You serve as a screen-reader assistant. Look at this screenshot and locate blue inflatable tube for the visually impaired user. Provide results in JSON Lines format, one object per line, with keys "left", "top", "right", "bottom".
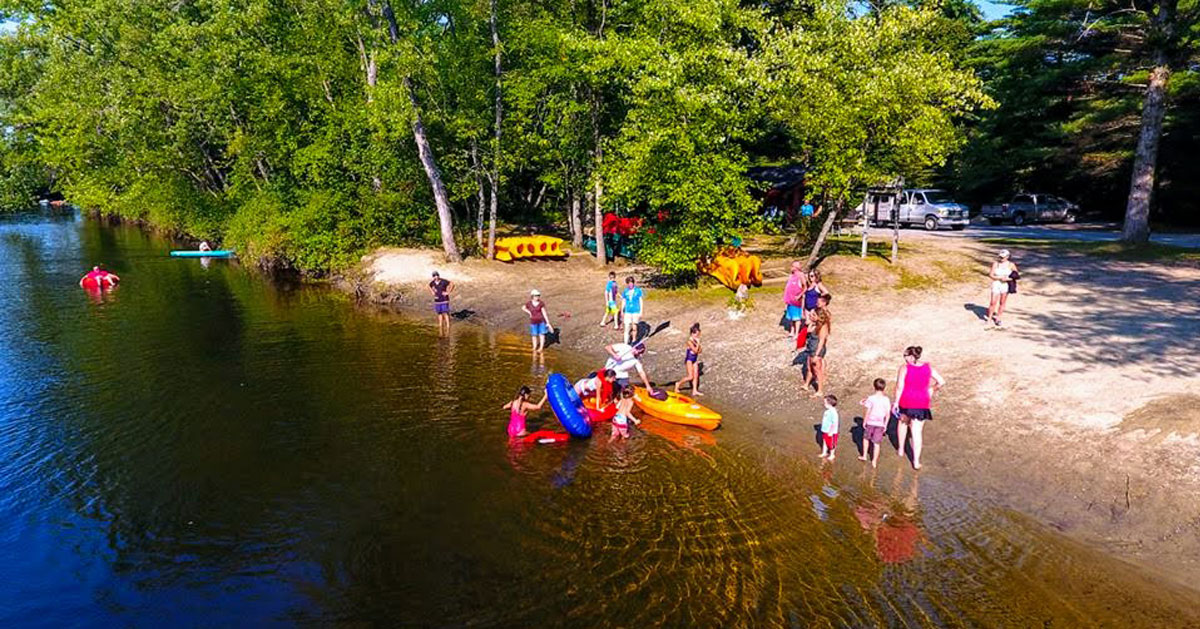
{"left": 170, "top": 250, "right": 235, "bottom": 258}
{"left": 546, "top": 373, "right": 592, "bottom": 438}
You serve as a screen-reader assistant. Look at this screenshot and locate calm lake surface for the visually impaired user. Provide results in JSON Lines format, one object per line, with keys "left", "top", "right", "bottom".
{"left": 1, "top": 212, "right": 1196, "bottom": 627}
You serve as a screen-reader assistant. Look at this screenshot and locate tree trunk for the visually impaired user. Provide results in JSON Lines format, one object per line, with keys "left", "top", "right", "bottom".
{"left": 472, "top": 139, "right": 486, "bottom": 248}
{"left": 487, "top": 0, "right": 502, "bottom": 260}
{"left": 594, "top": 177, "right": 606, "bottom": 266}
{"left": 805, "top": 198, "right": 844, "bottom": 270}
{"left": 1121, "top": 0, "right": 1176, "bottom": 244}
{"left": 379, "top": 1, "right": 460, "bottom": 261}
{"left": 570, "top": 191, "right": 583, "bottom": 247}
{"left": 406, "top": 79, "right": 461, "bottom": 262}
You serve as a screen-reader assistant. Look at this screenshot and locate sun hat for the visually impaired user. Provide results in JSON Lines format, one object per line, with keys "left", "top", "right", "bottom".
{"left": 530, "top": 289, "right": 541, "bottom": 296}
{"left": 998, "top": 249, "right": 1010, "bottom": 259}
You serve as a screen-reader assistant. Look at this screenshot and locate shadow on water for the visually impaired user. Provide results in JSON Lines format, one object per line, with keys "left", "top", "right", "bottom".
{"left": 0, "top": 214, "right": 1197, "bottom": 626}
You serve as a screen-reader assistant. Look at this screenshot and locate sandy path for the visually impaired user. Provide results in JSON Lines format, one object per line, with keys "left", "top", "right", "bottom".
{"left": 356, "top": 238, "right": 1200, "bottom": 587}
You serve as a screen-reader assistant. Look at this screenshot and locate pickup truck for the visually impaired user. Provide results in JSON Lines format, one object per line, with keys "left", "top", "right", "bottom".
{"left": 981, "top": 194, "right": 1078, "bottom": 226}
{"left": 857, "top": 189, "right": 970, "bottom": 231}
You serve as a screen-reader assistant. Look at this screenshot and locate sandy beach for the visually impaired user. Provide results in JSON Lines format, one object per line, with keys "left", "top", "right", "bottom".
{"left": 348, "top": 234, "right": 1200, "bottom": 590}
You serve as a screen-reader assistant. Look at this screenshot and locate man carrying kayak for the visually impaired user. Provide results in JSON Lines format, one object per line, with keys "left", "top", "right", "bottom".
{"left": 604, "top": 342, "right": 653, "bottom": 394}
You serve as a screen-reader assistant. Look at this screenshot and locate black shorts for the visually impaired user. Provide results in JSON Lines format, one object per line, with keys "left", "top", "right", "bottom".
{"left": 898, "top": 408, "right": 933, "bottom": 421}
{"left": 804, "top": 337, "right": 827, "bottom": 359}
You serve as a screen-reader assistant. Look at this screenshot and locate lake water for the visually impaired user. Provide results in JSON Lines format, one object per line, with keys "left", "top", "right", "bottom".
{"left": 1, "top": 212, "right": 1195, "bottom": 627}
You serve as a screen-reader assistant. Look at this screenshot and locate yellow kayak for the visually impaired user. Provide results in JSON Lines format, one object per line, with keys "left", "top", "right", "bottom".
{"left": 632, "top": 387, "right": 721, "bottom": 431}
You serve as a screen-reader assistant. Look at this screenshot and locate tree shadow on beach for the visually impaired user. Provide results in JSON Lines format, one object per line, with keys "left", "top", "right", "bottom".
{"left": 990, "top": 246, "right": 1200, "bottom": 379}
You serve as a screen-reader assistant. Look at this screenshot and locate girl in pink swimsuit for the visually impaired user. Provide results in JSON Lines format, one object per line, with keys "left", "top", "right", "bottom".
{"left": 503, "top": 386, "right": 547, "bottom": 438}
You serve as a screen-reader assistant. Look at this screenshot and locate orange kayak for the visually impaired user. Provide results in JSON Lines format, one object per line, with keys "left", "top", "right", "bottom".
{"left": 632, "top": 388, "right": 721, "bottom": 431}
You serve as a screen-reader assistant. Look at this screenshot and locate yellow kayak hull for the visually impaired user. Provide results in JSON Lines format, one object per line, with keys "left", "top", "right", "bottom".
{"left": 493, "top": 235, "right": 566, "bottom": 262}
{"left": 632, "top": 387, "right": 721, "bottom": 431}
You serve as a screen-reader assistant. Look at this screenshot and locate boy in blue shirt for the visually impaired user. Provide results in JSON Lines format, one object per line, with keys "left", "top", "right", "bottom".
{"left": 599, "top": 271, "right": 620, "bottom": 330}
{"left": 620, "top": 276, "right": 644, "bottom": 344}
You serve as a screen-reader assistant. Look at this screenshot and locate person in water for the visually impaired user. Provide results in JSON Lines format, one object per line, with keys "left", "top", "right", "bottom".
{"left": 503, "top": 385, "right": 547, "bottom": 438}
{"left": 599, "top": 271, "right": 621, "bottom": 330}
{"left": 986, "top": 249, "right": 1019, "bottom": 328}
{"left": 604, "top": 342, "right": 653, "bottom": 394}
{"left": 859, "top": 378, "right": 891, "bottom": 468}
{"left": 428, "top": 271, "right": 454, "bottom": 334}
{"left": 198, "top": 240, "right": 213, "bottom": 252}
{"left": 820, "top": 394, "right": 839, "bottom": 461}
{"left": 783, "top": 261, "right": 807, "bottom": 340}
{"left": 523, "top": 289, "right": 553, "bottom": 353}
{"left": 610, "top": 387, "right": 638, "bottom": 442}
{"left": 674, "top": 323, "right": 703, "bottom": 396}
{"left": 80, "top": 265, "right": 120, "bottom": 289}
{"left": 575, "top": 369, "right": 617, "bottom": 409}
{"left": 893, "top": 345, "right": 946, "bottom": 470}
{"left": 620, "top": 276, "right": 645, "bottom": 344}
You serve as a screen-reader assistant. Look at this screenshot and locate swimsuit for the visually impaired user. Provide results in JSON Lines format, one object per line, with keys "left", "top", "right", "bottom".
{"left": 507, "top": 406, "right": 527, "bottom": 437}
{"left": 684, "top": 339, "right": 699, "bottom": 363}
{"left": 612, "top": 412, "right": 630, "bottom": 437}
{"left": 804, "top": 287, "right": 821, "bottom": 311}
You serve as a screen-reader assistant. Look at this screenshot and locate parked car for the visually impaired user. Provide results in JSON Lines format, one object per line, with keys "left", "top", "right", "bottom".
{"left": 981, "top": 193, "right": 1078, "bottom": 226}
{"left": 856, "top": 189, "right": 970, "bottom": 231}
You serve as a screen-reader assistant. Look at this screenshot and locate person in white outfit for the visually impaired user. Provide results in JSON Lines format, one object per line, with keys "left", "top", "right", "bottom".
{"left": 986, "top": 249, "right": 1019, "bottom": 327}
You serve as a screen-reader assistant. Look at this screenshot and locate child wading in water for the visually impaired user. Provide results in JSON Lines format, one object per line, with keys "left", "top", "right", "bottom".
{"left": 820, "top": 394, "right": 839, "bottom": 460}
{"left": 502, "top": 386, "right": 547, "bottom": 438}
{"left": 674, "top": 323, "right": 703, "bottom": 396}
{"left": 610, "top": 387, "right": 638, "bottom": 442}
{"left": 859, "top": 379, "right": 891, "bottom": 468}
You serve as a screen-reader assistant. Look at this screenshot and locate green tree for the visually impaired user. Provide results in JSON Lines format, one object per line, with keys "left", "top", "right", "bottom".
{"left": 768, "top": 0, "right": 993, "bottom": 267}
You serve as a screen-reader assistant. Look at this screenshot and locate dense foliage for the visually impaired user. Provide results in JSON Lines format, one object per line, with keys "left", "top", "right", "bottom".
{"left": 1, "top": 0, "right": 992, "bottom": 274}
{"left": 952, "top": 0, "right": 1199, "bottom": 227}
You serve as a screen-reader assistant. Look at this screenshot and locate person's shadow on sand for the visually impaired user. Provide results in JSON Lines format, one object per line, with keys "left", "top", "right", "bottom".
{"left": 963, "top": 303, "right": 989, "bottom": 321}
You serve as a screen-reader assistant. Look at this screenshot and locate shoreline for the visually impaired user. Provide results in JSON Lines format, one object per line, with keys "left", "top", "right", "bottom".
{"left": 345, "top": 240, "right": 1200, "bottom": 594}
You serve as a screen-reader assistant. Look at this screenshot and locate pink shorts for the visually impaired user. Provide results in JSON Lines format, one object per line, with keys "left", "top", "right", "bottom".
{"left": 822, "top": 432, "right": 838, "bottom": 450}
{"left": 611, "top": 423, "right": 629, "bottom": 438}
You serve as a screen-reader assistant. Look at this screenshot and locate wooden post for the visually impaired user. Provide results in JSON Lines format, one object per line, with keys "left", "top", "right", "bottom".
{"left": 861, "top": 192, "right": 872, "bottom": 258}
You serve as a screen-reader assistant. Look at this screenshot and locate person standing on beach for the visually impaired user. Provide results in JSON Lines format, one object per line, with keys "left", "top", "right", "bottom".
{"left": 802, "top": 294, "right": 832, "bottom": 397}
{"left": 893, "top": 346, "right": 945, "bottom": 470}
{"left": 674, "top": 323, "right": 703, "bottom": 396}
{"left": 429, "top": 271, "right": 454, "bottom": 334}
{"left": 803, "top": 269, "right": 829, "bottom": 320}
{"left": 859, "top": 378, "right": 891, "bottom": 468}
{"left": 620, "top": 276, "right": 645, "bottom": 344}
{"left": 986, "top": 249, "right": 1019, "bottom": 328}
{"left": 523, "top": 289, "right": 553, "bottom": 353}
{"left": 783, "top": 261, "right": 807, "bottom": 340}
{"left": 599, "top": 271, "right": 621, "bottom": 330}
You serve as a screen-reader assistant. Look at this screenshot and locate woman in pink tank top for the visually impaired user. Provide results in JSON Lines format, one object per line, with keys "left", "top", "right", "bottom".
{"left": 892, "top": 346, "right": 945, "bottom": 470}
